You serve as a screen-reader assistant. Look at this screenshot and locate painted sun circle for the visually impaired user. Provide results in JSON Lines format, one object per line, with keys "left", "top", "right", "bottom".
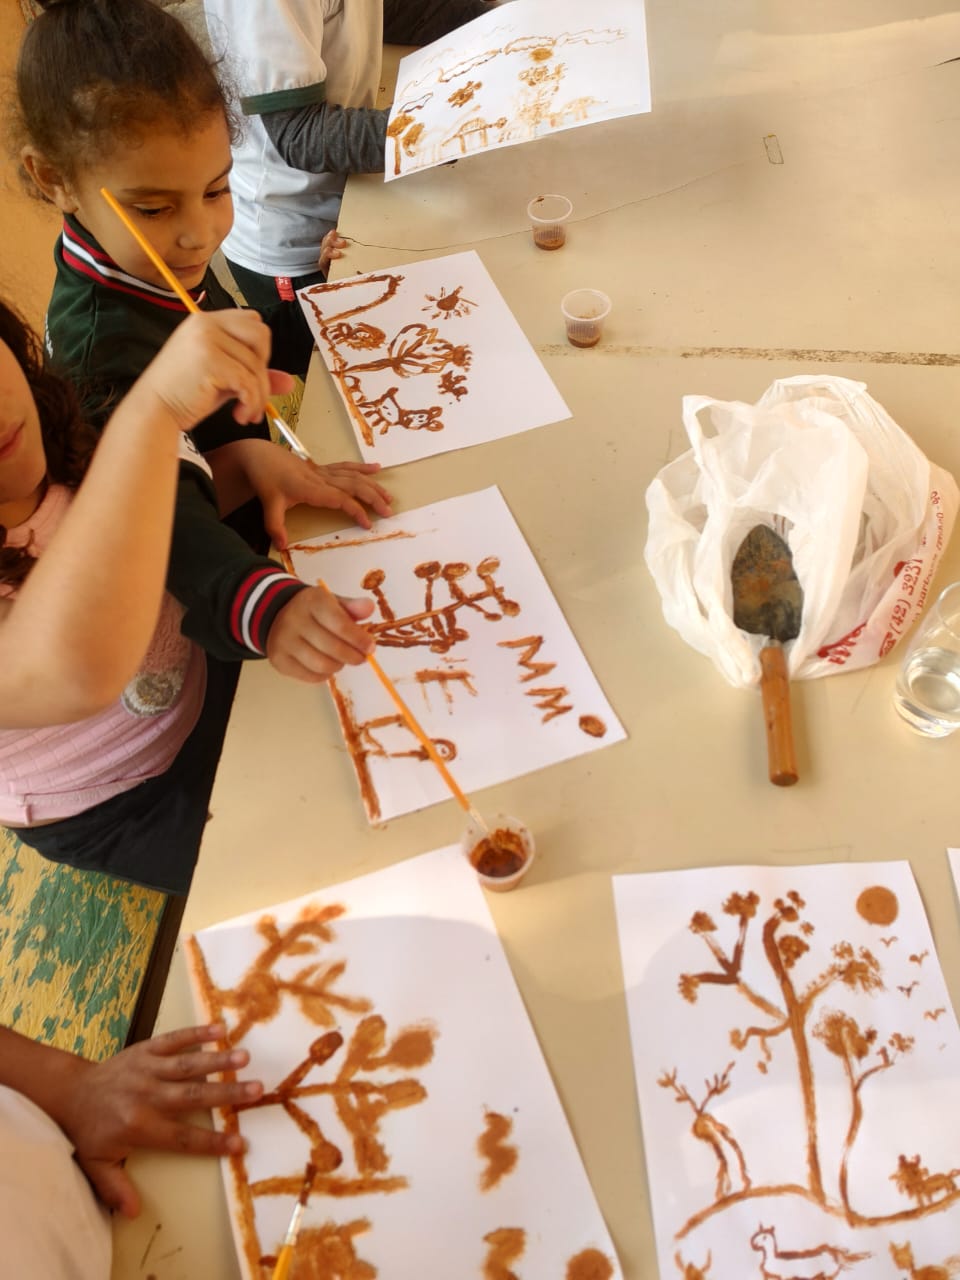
{"left": 855, "top": 885, "right": 899, "bottom": 926}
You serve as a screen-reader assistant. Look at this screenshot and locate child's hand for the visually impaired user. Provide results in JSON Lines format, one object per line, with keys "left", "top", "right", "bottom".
{"left": 239, "top": 443, "right": 393, "bottom": 548}
{"left": 266, "top": 588, "right": 375, "bottom": 683}
{"left": 56, "top": 1024, "right": 263, "bottom": 1218}
{"left": 319, "top": 230, "right": 349, "bottom": 276}
{"left": 138, "top": 310, "right": 294, "bottom": 432}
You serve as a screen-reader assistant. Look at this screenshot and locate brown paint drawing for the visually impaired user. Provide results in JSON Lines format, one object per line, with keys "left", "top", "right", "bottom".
{"left": 483, "top": 1228, "right": 526, "bottom": 1280}
{"left": 394, "top": 27, "right": 625, "bottom": 175}
{"left": 478, "top": 1112, "right": 519, "bottom": 1190}
{"left": 889, "top": 1239, "right": 960, "bottom": 1279}
{"left": 668, "top": 887, "right": 960, "bottom": 1239}
{"left": 185, "top": 909, "right": 438, "bottom": 1277}
{"left": 422, "top": 284, "right": 478, "bottom": 321}
{"left": 578, "top": 715, "right": 607, "bottom": 738}
{"left": 415, "top": 664, "right": 478, "bottom": 711}
{"left": 497, "top": 635, "right": 573, "bottom": 722}
{"left": 674, "top": 1252, "right": 711, "bottom": 1279}
{"left": 565, "top": 1247, "right": 615, "bottom": 1280}
{"left": 891, "top": 1156, "right": 960, "bottom": 1207}
{"left": 898, "top": 982, "right": 919, "bottom": 998}
{"left": 263, "top": 1218, "right": 377, "bottom": 1279}
{"left": 657, "top": 1065, "right": 750, "bottom": 1200}
{"left": 449, "top": 80, "right": 482, "bottom": 106}
{"left": 329, "top": 678, "right": 458, "bottom": 823}
{"left": 362, "top": 559, "right": 519, "bottom": 654}
{"left": 302, "top": 274, "right": 476, "bottom": 447}
{"left": 925, "top": 1007, "right": 947, "bottom": 1021}
{"left": 910, "top": 951, "right": 930, "bottom": 967}
{"left": 289, "top": 530, "right": 416, "bottom": 555}
{"left": 749, "top": 1226, "right": 870, "bottom": 1277}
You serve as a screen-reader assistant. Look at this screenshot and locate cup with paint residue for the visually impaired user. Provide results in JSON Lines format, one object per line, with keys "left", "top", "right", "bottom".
{"left": 462, "top": 814, "right": 535, "bottom": 893}
{"left": 527, "top": 194, "right": 572, "bottom": 251}
{"left": 561, "top": 288, "right": 612, "bottom": 348}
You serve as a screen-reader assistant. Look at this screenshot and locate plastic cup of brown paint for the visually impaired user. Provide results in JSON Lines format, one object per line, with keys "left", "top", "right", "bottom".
{"left": 527, "top": 194, "right": 573, "bottom": 251}
{"left": 561, "top": 288, "right": 612, "bottom": 348}
{"left": 462, "top": 814, "right": 535, "bottom": 893}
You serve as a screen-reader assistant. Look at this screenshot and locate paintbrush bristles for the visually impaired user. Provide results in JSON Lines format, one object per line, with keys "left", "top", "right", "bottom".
{"left": 297, "top": 1162, "right": 316, "bottom": 1207}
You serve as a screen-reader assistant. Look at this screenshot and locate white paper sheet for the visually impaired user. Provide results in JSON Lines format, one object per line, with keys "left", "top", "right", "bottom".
{"left": 185, "top": 846, "right": 621, "bottom": 1280}
{"left": 298, "top": 250, "right": 569, "bottom": 467}
{"left": 613, "top": 861, "right": 960, "bottom": 1278}
{"left": 288, "top": 486, "right": 625, "bottom": 822}
{"left": 385, "top": 0, "right": 651, "bottom": 181}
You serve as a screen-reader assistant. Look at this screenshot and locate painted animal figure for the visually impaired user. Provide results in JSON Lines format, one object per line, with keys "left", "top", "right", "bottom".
{"left": 675, "top": 1251, "right": 711, "bottom": 1278}
{"left": 356, "top": 386, "right": 444, "bottom": 435}
{"left": 891, "top": 1154, "right": 960, "bottom": 1206}
{"left": 889, "top": 1240, "right": 960, "bottom": 1280}
{"left": 749, "top": 1226, "right": 870, "bottom": 1280}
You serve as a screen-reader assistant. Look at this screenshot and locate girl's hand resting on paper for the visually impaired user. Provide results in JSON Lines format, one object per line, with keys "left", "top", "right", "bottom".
{"left": 266, "top": 588, "right": 375, "bottom": 683}
{"left": 319, "top": 229, "right": 349, "bottom": 276}
{"left": 136, "top": 310, "right": 294, "bottom": 432}
{"left": 53, "top": 1024, "right": 263, "bottom": 1219}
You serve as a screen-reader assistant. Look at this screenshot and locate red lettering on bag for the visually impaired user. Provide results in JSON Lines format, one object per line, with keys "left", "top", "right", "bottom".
{"left": 817, "top": 621, "right": 866, "bottom": 665}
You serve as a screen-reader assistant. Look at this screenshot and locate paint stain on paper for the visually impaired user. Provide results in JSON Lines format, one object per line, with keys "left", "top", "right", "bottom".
{"left": 578, "top": 715, "right": 607, "bottom": 738}
{"left": 856, "top": 886, "right": 898, "bottom": 926}
{"left": 483, "top": 1227, "right": 526, "bottom": 1280}
{"left": 566, "top": 1247, "right": 615, "bottom": 1280}
{"left": 478, "top": 1112, "right": 519, "bottom": 1190}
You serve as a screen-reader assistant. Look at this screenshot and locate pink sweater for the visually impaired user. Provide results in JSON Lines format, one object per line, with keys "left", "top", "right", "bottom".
{"left": 0, "top": 485, "right": 205, "bottom": 824}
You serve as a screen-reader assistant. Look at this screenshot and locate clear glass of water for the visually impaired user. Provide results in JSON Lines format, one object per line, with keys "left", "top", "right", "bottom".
{"left": 894, "top": 582, "right": 960, "bottom": 737}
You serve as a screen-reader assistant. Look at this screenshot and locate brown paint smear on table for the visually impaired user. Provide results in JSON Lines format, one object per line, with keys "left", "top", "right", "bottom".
{"left": 483, "top": 1228, "right": 526, "bottom": 1280}
{"left": 471, "top": 828, "right": 527, "bottom": 878}
{"left": 566, "top": 1247, "right": 615, "bottom": 1280}
{"left": 478, "top": 1112, "right": 519, "bottom": 1190}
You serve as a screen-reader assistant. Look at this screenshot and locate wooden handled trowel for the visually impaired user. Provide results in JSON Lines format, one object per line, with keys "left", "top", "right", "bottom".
{"left": 731, "top": 524, "right": 803, "bottom": 786}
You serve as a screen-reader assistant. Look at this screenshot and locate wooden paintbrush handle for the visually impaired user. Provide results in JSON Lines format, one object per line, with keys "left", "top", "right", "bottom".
{"left": 759, "top": 646, "right": 798, "bottom": 787}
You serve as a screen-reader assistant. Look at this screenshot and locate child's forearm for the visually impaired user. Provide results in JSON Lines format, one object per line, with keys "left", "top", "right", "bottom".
{"left": 0, "top": 1027, "right": 89, "bottom": 1138}
{"left": 0, "top": 380, "right": 186, "bottom": 726}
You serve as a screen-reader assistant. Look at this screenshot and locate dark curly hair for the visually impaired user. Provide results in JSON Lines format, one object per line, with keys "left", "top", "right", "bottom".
{"left": 12, "top": 0, "right": 238, "bottom": 192}
{"left": 0, "top": 300, "right": 97, "bottom": 587}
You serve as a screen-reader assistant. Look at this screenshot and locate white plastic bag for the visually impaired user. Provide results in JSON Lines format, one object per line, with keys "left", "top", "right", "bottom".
{"left": 644, "top": 376, "right": 959, "bottom": 686}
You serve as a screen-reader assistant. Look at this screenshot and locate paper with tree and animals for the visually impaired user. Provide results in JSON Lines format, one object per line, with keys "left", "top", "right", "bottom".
{"left": 613, "top": 861, "right": 960, "bottom": 1279}
{"left": 384, "top": 0, "right": 650, "bottom": 181}
{"left": 287, "top": 486, "right": 625, "bottom": 823}
{"left": 297, "top": 250, "right": 569, "bottom": 467}
{"left": 184, "top": 845, "right": 621, "bottom": 1280}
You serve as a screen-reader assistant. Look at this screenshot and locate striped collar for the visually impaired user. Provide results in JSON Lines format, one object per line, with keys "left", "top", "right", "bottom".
{"left": 60, "top": 216, "right": 208, "bottom": 313}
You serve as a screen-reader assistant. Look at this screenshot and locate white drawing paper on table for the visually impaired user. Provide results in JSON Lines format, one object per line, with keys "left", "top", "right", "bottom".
{"left": 298, "top": 250, "right": 569, "bottom": 467}
{"left": 288, "top": 486, "right": 625, "bottom": 823}
{"left": 185, "top": 845, "right": 621, "bottom": 1280}
{"left": 385, "top": 0, "right": 650, "bottom": 181}
{"left": 612, "top": 861, "right": 960, "bottom": 1278}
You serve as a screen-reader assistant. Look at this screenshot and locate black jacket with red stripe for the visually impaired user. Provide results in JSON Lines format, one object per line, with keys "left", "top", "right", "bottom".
{"left": 46, "top": 215, "right": 306, "bottom": 661}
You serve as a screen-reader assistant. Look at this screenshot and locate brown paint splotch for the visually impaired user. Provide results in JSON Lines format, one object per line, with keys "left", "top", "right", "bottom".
{"left": 855, "top": 885, "right": 898, "bottom": 926}
{"left": 566, "top": 1247, "right": 614, "bottom": 1280}
{"left": 483, "top": 1228, "right": 526, "bottom": 1280}
{"left": 578, "top": 715, "right": 607, "bottom": 738}
{"left": 470, "top": 828, "right": 528, "bottom": 878}
{"left": 478, "top": 1112, "right": 518, "bottom": 1190}
{"left": 284, "top": 1218, "right": 377, "bottom": 1279}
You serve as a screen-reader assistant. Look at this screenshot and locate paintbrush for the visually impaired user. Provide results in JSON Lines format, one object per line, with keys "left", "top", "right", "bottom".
{"left": 99, "top": 187, "right": 313, "bottom": 462}
{"left": 271, "top": 1160, "right": 317, "bottom": 1280}
{"left": 279, "top": 551, "right": 490, "bottom": 835}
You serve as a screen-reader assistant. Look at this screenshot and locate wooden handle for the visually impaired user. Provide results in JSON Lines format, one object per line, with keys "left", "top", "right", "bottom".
{"left": 759, "top": 646, "right": 798, "bottom": 786}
